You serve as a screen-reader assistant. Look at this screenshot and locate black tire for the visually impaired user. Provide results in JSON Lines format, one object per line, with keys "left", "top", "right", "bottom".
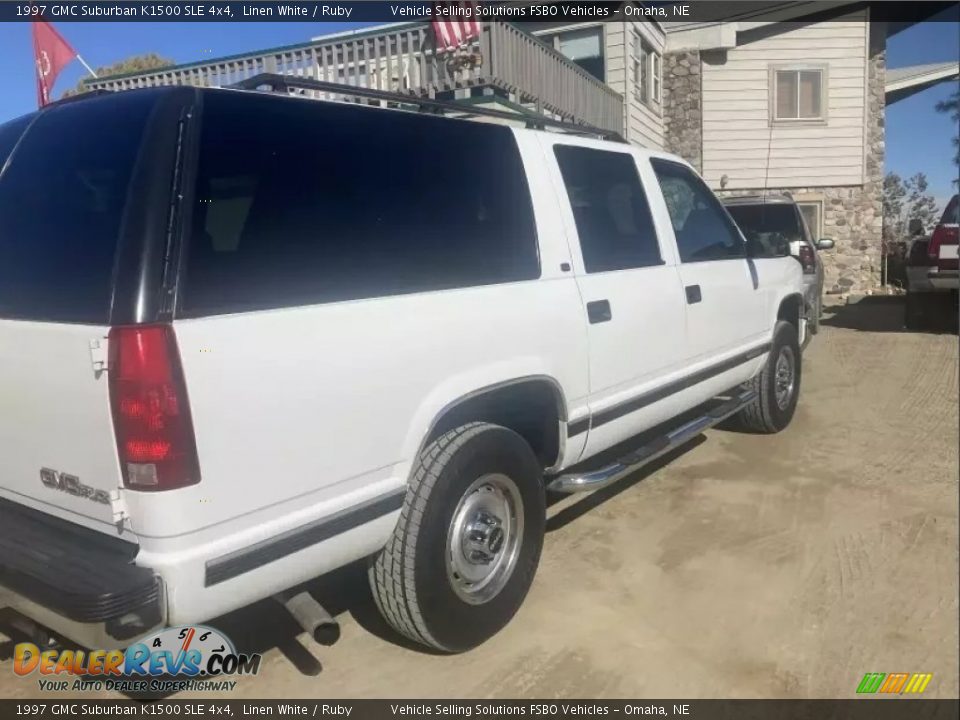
{"left": 369, "top": 422, "right": 545, "bottom": 653}
{"left": 733, "top": 320, "right": 801, "bottom": 433}
{"left": 904, "top": 291, "right": 925, "bottom": 330}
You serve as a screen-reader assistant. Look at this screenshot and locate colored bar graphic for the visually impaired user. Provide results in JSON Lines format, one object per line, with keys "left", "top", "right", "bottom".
{"left": 879, "top": 673, "right": 910, "bottom": 693}
{"left": 857, "top": 673, "right": 886, "bottom": 694}
{"left": 856, "top": 672, "right": 933, "bottom": 694}
{"left": 903, "top": 673, "right": 933, "bottom": 694}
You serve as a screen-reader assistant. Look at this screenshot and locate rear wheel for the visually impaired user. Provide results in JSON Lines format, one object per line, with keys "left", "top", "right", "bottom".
{"left": 369, "top": 422, "right": 545, "bottom": 652}
{"left": 733, "top": 320, "right": 801, "bottom": 433}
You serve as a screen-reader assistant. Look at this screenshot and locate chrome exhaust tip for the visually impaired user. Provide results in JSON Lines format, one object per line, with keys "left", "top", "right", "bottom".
{"left": 275, "top": 591, "right": 341, "bottom": 646}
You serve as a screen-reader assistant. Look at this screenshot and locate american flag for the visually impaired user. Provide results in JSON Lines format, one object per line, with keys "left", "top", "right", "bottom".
{"left": 432, "top": 1, "right": 481, "bottom": 53}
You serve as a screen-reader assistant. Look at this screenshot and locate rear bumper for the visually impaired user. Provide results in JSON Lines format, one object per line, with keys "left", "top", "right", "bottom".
{"left": 928, "top": 270, "right": 959, "bottom": 291}
{"left": 0, "top": 499, "right": 163, "bottom": 643}
{"left": 907, "top": 265, "right": 959, "bottom": 293}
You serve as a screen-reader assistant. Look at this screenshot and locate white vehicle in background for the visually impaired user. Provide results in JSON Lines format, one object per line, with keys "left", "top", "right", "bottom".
{"left": 905, "top": 194, "right": 959, "bottom": 328}
{"left": 723, "top": 194, "right": 834, "bottom": 336}
{"left": 0, "top": 75, "right": 805, "bottom": 654}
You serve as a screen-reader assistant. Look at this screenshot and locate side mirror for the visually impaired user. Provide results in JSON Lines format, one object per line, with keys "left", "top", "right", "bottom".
{"left": 816, "top": 237, "right": 835, "bottom": 250}
{"left": 908, "top": 218, "right": 924, "bottom": 236}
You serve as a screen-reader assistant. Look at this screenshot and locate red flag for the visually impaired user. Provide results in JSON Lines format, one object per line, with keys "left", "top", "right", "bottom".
{"left": 432, "top": 1, "right": 481, "bottom": 53}
{"left": 32, "top": 20, "right": 77, "bottom": 107}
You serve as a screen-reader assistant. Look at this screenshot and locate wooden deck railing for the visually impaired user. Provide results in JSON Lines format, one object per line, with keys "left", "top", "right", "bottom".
{"left": 84, "top": 24, "right": 624, "bottom": 134}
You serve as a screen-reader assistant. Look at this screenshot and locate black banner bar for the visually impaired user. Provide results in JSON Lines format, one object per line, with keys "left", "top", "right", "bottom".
{"left": 0, "top": 700, "right": 959, "bottom": 720}
{"left": 2, "top": 1, "right": 957, "bottom": 23}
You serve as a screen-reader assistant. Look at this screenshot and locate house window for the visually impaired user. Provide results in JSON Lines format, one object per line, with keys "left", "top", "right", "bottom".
{"left": 632, "top": 34, "right": 661, "bottom": 107}
{"left": 632, "top": 34, "right": 648, "bottom": 104}
{"left": 652, "top": 52, "right": 661, "bottom": 103}
{"left": 772, "top": 67, "right": 826, "bottom": 121}
{"left": 548, "top": 27, "right": 604, "bottom": 82}
{"left": 797, "top": 201, "right": 823, "bottom": 240}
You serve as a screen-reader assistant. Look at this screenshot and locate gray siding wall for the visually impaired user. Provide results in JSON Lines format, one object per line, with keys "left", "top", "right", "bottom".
{"left": 700, "top": 10, "right": 869, "bottom": 190}
{"left": 606, "top": 21, "right": 666, "bottom": 149}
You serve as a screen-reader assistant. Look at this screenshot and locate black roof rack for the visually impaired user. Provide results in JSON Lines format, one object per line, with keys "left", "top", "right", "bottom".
{"left": 228, "top": 73, "right": 625, "bottom": 143}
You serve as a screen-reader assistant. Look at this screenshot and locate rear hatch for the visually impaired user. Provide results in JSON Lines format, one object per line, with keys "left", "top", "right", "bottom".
{"left": 0, "top": 92, "right": 173, "bottom": 530}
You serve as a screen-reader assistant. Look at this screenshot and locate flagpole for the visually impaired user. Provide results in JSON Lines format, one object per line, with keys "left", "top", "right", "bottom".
{"left": 76, "top": 54, "right": 98, "bottom": 78}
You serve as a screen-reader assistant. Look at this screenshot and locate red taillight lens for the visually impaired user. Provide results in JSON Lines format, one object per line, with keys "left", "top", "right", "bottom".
{"left": 108, "top": 325, "right": 200, "bottom": 491}
{"left": 798, "top": 244, "right": 816, "bottom": 274}
{"left": 929, "top": 224, "right": 959, "bottom": 269}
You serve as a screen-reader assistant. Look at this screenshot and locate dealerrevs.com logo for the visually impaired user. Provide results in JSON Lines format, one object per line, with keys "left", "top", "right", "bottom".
{"left": 14, "top": 625, "right": 261, "bottom": 693}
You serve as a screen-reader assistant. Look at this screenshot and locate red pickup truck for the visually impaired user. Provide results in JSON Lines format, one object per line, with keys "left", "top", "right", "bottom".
{"left": 905, "top": 194, "right": 959, "bottom": 328}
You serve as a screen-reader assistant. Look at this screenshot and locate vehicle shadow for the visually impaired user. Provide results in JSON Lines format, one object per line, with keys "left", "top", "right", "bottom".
{"left": 213, "top": 431, "right": 714, "bottom": 666}
{"left": 545, "top": 437, "right": 706, "bottom": 532}
{"left": 820, "top": 295, "right": 958, "bottom": 334}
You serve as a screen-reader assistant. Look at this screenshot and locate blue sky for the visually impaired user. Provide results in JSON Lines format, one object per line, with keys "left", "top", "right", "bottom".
{"left": 886, "top": 17, "right": 960, "bottom": 209}
{"left": 0, "top": 17, "right": 957, "bottom": 206}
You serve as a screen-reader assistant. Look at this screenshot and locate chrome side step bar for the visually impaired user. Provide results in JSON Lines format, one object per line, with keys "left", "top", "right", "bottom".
{"left": 547, "top": 389, "right": 757, "bottom": 494}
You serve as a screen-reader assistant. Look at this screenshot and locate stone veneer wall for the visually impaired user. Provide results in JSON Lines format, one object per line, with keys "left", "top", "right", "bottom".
{"left": 719, "top": 185, "right": 882, "bottom": 296}
{"left": 662, "top": 50, "right": 702, "bottom": 173}
{"left": 663, "top": 26, "right": 886, "bottom": 296}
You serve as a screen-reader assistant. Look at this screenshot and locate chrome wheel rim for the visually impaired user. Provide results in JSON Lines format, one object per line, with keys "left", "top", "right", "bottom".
{"left": 774, "top": 346, "right": 796, "bottom": 410}
{"left": 446, "top": 473, "right": 524, "bottom": 605}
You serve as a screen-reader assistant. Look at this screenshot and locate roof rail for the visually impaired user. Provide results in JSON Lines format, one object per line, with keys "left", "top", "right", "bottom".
{"left": 228, "top": 73, "right": 625, "bottom": 143}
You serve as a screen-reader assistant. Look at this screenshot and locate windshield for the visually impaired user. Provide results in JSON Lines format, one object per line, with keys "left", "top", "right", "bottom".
{"left": 725, "top": 204, "right": 805, "bottom": 258}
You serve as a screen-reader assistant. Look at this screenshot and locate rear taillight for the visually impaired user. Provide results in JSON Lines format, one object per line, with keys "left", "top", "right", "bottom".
{"left": 108, "top": 325, "right": 200, "bottom": 491}
{"left": 928, "top": 224, "right": 959, "bottom": 264}
{"left": 798, "top": 244, "right": 816, "bottom": 274}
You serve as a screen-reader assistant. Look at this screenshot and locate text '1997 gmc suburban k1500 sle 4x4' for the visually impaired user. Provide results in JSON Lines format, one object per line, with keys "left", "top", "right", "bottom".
{"left": 0, "top": 76, "right": 806, "bottom": 654}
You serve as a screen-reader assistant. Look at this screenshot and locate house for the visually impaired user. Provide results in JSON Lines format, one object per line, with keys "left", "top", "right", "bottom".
{"left": 84, "top": 3, "right": 958, "bottom": 295}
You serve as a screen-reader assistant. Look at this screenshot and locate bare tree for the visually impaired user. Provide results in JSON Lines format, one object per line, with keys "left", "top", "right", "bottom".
{"left": 936, "top": 88, "right": 959, "bottom": 187}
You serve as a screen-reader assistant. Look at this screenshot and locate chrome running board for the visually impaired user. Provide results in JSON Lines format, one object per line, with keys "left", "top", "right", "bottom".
{"left": 547, "top": 389, "right": 757, "bottom": 494}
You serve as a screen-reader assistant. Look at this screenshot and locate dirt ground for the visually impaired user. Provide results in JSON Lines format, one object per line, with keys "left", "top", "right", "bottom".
{"left": 3, "top": 296, "right": 958, "bottom": 700}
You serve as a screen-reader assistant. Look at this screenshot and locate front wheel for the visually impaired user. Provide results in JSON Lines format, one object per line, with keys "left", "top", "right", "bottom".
{"left": 369, "top": 422, "right": 545, "bottom": 653}
{"left": 733, "top": 320, "right": 801, "bottom": 433}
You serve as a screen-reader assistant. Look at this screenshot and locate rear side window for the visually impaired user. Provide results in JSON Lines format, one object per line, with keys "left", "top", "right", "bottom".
{"left": 651, "top": 159, "right": 745, "bottom": 263}
{"left": 0, "top": 114, "right": 33, "bottom": 172}
{"left": 180, "top": 92, "right": 539, "bottom": 316}
{"left": 0, "top": 95, "right": 156, "bottom": 323}
{"left": 553, "top": 145, "right": 660, "bottom": 273}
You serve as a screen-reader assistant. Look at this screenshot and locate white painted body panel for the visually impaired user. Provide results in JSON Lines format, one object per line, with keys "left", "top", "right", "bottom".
{"left": 0, "top": 123, "right": 804, "bottom": 635}
{"left": 0, "top": 320, "right": 126, "bottom": 531}
{"left": 535, "top": 135, "right": 688, "bottom": 459}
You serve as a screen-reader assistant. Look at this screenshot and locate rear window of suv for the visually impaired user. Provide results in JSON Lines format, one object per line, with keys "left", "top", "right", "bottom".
{"left": 179, "top": 91, "right": 540, "bottom": 317}
{"left": 0, "top": 94, "right": 157, "bottom": 323}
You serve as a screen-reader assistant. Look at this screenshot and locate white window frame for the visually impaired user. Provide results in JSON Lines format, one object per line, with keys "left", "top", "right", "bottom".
{"left": 632, "top": 33, "right": 661, "bottom": 109}
{"left": 769, "top": 64, "right": 828, "bottom": 125}
{"left": 796, "top": 200, "right": 824, "bottom": 240}
{"left": 542, "top": 25, "right": 605, "bottom": 82}
{"left": 652, "top": 52, "right": 661, "bottom": 103}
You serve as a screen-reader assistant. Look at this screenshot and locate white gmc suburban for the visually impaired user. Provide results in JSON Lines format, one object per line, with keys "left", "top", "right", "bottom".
{"left": 0, "top": 79, "right": 805, "bottom": 654}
